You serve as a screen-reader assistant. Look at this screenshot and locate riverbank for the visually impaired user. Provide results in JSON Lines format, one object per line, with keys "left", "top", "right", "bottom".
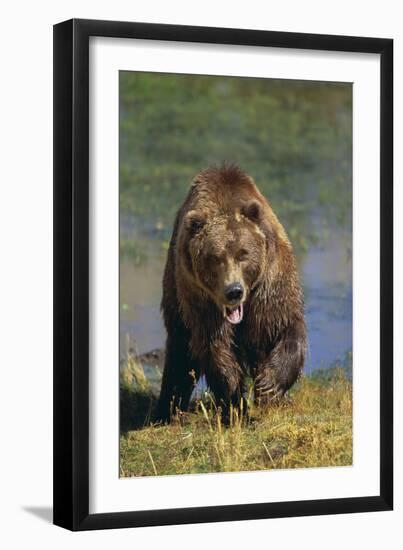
{"left": 119, "top": 355, "right": 352, "bottom": 477}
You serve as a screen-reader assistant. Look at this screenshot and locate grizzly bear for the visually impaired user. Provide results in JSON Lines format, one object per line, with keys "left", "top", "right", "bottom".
{"left": 157, "top": 164, "right": 306, "bottom": 422}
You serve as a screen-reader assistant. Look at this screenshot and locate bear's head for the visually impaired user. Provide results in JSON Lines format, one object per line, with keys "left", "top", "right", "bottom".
{"left": 182, "top": 200, "right": 278, "bottom": 324}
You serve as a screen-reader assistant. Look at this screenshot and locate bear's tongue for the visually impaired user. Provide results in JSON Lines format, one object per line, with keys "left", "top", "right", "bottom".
{"left": 226, "top": 303, "right": 244, "bottom": 324}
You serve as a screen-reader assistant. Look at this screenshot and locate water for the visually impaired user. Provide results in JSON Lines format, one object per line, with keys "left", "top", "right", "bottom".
{"left": 119, "top": 74, "right": 352, "bottom": 375}
{"left": 302, "top": 234, "right": 352, "bottom": 373}
{"left": 120, "top": 226, "right": 352, "bottom": 373}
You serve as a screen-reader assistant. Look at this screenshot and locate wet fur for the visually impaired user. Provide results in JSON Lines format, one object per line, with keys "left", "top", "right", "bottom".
{"left": 157, "top": 164, "right": 307, "bottom": 421}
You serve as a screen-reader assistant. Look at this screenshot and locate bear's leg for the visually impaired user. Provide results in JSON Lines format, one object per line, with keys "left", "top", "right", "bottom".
{"left": 204, "top": 344, "right": 244, "bottom": 422}
{"left": 254, "top": 323, "right": 306, "bottom": 405}
{"left": 156, "top": 333, "right": 198, "bottom": 422}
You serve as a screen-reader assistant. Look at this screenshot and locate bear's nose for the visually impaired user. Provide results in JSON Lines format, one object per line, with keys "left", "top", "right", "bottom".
{"left": 225, "top": 282, "right": 244, "bottom": 304}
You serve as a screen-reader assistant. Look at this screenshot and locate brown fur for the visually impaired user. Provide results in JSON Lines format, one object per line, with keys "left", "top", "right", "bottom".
{"left": 157, "top": 164, "right": 306, "bottom": 421}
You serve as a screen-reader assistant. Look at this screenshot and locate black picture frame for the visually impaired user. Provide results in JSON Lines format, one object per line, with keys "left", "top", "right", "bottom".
{"left": 53, "top": 18, "right": 393, "bottom": 531}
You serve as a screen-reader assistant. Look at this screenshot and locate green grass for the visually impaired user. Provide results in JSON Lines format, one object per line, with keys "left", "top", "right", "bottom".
{"left": 119, "top": 358, "right": 352, "bottom": 477}
{"left": 119, "top": 73, "right": 352, "bottom": 260}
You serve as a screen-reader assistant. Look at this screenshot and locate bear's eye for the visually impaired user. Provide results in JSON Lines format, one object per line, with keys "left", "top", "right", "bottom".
{"left": 207, "top": 254, "right": 221, "bottom": 266}
{"left": 236, "top": 249, "right": 248, "bottom": 262}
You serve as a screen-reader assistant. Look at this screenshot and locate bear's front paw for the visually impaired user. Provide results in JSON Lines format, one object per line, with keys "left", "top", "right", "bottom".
{"left": 254, "top": 374, "right": 283, "bottom": 406}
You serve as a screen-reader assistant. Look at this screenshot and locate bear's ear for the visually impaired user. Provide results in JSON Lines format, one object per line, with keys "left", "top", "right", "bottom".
{"left": 241, "top": 200, "right": 262, "bottom": 223}
{"left": 184, "top": 210, "right": 207, "bottom": 236}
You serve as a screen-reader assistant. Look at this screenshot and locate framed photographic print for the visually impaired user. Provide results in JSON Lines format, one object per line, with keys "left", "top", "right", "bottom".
{"left": 53, "top": 19, "right": 393, "bottom": 530}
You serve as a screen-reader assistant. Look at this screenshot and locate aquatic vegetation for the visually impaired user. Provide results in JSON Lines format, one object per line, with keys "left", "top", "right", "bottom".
{"left": 120, "top": 73, "right": 352, "bottom": 259}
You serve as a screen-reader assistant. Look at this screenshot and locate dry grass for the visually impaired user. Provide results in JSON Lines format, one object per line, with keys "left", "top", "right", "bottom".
{"left": 120, "top": 369, "right": 352, "bottom": 477}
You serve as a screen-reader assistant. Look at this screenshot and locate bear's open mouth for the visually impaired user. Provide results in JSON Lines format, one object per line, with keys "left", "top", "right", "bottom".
{"left": 225, "top": 303, "right": 244, "bottom": 324}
